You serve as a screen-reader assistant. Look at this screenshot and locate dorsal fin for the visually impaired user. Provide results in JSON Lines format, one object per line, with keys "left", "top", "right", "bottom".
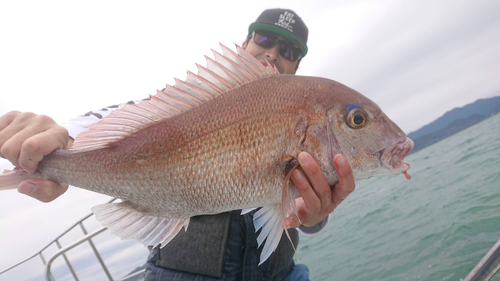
{"left": 71, "top": 44, "right": 280, "bottom": 151}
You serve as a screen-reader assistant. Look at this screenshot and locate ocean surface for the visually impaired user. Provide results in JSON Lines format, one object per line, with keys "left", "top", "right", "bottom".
{"left": 298, "top": 113, "right": 500, "bottom": 281}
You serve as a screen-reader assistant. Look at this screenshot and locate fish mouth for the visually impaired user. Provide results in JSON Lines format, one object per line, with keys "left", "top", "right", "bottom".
{"left": 378, "top": 137, "right": 414, "bottom": 172}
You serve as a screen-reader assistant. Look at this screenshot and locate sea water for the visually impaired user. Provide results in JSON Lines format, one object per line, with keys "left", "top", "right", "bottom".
{"left": 298, "top": 113, "right": 500, "bottom": 281}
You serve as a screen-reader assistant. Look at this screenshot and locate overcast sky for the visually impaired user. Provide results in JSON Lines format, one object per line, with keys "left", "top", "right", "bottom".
{"left": 0, "top": 0, "right": 499, "bottom": 275}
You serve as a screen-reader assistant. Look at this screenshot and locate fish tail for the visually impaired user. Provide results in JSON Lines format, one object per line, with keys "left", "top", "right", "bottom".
{"left": 0, "top": 168, "right": 32, "bottom": 190}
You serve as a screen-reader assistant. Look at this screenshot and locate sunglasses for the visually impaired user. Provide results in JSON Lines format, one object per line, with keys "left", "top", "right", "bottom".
{"left": 252, "top": 31, "right": 301, "bottom": 62}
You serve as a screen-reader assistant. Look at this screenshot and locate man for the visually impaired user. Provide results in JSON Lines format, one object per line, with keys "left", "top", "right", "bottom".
{"left": 0, "top": 8, "right": 355, "bottom": 281}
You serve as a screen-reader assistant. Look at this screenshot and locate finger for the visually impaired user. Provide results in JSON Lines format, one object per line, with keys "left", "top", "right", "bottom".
{"left": 284, "top": 214, "right": 301, "bottom": 229}
{"left": 0, "top": 112, "right": 45, "bottom": 163}
{"left": 332, "top": 154, "right": 355, "bottom": 207}
{"left": 291, "top": 168, "right": 320, "bottom": 214}
{"left": 18, "top": 126, "right": 69, "bottom": 173}
{"left": 0, "top": 111, "right": 21, "bottom": 131}
{"left": 0, "top": 112, "right": 37, "bottom": 143}
{"left": 1, "top": 123, "right": 54, "bottom": 171}
{"left": 1, "top": 114, "right": 67, "bottom": 172}
{"left": 0, "top": 111, "right": 33, "bottom": 158}
{"left": 18, "top": 179, "right": 68, "bottom": 203}
{"left": 297, "top": 151, "right": 331, "bottom": 208}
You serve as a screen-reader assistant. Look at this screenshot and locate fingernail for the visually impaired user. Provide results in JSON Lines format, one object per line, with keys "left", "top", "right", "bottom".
{"left": 298, "top": 152, "right": 311, "bottom": 164}
{"left": 18, "top": 182, "right": 37, "bottom": 196}
{"left": 335, "top": 155, "right": 346, "bottom": 167}
{"left": 292, "top": 169, "right": 303, "bottom": 181}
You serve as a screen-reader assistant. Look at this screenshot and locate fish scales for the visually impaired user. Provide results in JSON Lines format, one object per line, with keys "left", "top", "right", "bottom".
{"left": 38, "top": 75, "right": 328, "bottom": 217}
{"left": 0, "top": 45, "right": 413, "bottom": 264}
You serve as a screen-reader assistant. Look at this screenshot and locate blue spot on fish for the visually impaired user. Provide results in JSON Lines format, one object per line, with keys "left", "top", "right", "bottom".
{"left": 346, "top": 102, "right": 360, "bottom": 111}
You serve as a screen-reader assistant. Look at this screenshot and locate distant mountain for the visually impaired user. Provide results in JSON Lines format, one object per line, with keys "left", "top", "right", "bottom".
{"left": 408, "top": 96, "right": 500, "bottom": 153}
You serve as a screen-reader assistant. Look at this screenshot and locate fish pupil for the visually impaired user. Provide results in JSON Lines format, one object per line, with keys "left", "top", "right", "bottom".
{"left": 353, "top": 115, "right": 364, "bottom": 125}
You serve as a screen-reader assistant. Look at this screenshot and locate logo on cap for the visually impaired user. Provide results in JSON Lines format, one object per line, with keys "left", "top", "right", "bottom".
{"left": 274, "top": 11, "right": 295, "bottom": 32}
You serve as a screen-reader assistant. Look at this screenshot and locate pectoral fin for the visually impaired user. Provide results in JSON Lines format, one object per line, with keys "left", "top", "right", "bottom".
{"left": 253, "top": 205, "right": 285, "bottom": 265}
{"left": 252, "top": 163, "right": 300, "bottom": 265}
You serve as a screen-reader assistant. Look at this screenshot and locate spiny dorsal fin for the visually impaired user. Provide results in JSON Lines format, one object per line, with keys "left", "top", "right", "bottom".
{"left": 71, "top": 43, "right": 280, "bottom": 151}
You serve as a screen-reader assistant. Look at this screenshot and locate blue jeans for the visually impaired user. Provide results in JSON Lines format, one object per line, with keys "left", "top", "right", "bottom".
{"left": 145, "top": 254, "right": 310, "bottom": 281}
{"left": 284, "top": 264, "right": 310, "bottom": 281}
{"left": 144, "top": 210, "right": 310, "bottom": 281}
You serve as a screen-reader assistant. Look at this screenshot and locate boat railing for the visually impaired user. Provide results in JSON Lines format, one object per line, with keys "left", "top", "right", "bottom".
{"left": 464, "top": 237, "right": 500, "bottom": 281}
{"left": 0, "top": 197, "right": 145, "bottom": 281}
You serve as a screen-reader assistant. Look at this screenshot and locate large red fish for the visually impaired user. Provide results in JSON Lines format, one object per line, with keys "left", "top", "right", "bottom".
{"left": 0, "top": 44, "right": 413, "bottom": 264}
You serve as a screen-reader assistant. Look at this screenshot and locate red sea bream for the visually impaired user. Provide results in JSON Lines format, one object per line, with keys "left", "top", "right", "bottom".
{"left": 0, "top": 44, "right": 413, "bottom": 264}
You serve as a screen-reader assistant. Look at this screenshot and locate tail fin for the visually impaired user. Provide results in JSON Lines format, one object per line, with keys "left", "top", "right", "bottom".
{"left": 0, "top": 168, "right": 31, "bottom": 190}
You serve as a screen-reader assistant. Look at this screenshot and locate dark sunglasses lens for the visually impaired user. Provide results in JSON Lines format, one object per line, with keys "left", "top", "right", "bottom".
{"left": 254, "top": 32, "right": 275, "bottom": 48}
{"left": 279, "top": 44, "right": 298, "bottom": 61}
{"left": 254, "top": 31, "right": 301, "bottom": 61}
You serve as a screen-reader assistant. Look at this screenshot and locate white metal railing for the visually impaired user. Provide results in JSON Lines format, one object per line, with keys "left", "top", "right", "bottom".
{"left": 464, "top": 237, "right": 500, "bottom": 281}
{"left": 0, "top": 198, "right": 145, "bottom": 281}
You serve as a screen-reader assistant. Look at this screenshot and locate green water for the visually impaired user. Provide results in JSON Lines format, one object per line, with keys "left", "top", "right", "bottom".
{"left": 298, "top": 114, "right": 500, "bottom": 281}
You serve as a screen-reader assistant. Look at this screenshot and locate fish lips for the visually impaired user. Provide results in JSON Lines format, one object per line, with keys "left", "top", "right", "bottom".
{"left": 378, "top": 137, "right": 414, "bottom": 172}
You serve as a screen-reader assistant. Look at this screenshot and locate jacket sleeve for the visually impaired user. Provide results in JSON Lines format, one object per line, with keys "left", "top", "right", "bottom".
{"left": 297, "top": 216, "right": 329, "bottom": 236}
{"left": 60, "top": 100, "right": 143, "bottom": 139}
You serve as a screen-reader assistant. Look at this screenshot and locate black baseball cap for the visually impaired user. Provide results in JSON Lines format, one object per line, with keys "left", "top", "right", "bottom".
{"left": 248, "top": 9, "right": 309, "bottom": 57}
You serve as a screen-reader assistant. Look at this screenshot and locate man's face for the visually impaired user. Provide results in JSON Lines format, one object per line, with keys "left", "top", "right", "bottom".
{"left": 242, "top": 33, "right": 299, "bottom": 75}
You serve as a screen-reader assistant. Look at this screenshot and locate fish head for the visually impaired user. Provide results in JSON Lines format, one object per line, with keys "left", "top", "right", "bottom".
{"left": 324, "top": 89, "right": 414, "bottom": 181}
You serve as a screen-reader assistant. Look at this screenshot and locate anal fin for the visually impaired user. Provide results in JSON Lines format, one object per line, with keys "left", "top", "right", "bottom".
{"left": 92, "top": 202, "right": 189, "bottom": 249}
{"left": 253, "top": 205, "right": 285, "bottom": 265}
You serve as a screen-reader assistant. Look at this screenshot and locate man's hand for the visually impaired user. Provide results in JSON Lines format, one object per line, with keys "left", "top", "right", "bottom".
{"left": 0, "top": 111, "right": 71, "bottom": 202}
{"left": 285, "top": 152, "right": 355, "bottom": 228}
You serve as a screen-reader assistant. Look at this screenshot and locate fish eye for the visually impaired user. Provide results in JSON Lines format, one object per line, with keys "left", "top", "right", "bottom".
{"left": 347, "top": 109, "right": 368, "bottom": 129}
